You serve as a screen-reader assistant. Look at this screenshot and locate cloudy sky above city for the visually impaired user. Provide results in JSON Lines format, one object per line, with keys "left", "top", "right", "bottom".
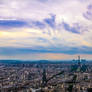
{"left": 0, "top": 0, "right": 92, "bottom": 60}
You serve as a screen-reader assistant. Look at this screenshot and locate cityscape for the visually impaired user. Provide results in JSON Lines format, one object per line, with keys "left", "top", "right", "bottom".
{"left": 0, "top": 56, "right": 92, "bottom": 92}
{"left": 0, "top": 0, "right": 92, "bottom": 92}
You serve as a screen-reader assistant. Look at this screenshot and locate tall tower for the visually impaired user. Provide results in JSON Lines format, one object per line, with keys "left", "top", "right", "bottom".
{"left": 77, "top": 56, "right": 82, "bottom": 72}
{"left": 78, "top": 56, "right": 81, "bottom": 66}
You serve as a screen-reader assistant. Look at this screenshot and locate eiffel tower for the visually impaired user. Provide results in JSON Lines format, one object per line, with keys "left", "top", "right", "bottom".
{"left": 77, "top": 56, "right": 81, "bottom": 72}
{"left": 78, "top": 56, "right": 81, "bottom": 67}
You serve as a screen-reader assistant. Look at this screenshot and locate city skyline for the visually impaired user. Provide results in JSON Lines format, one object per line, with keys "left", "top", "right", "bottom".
{"left": 0, "top": 0, "right": 92, "bottom": 60}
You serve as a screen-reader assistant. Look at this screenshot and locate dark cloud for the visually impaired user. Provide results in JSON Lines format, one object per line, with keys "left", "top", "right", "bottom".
{"left": 83, "top": 4, "right": 92, "bottom": 20}
{"left": 31, "top": 21, "right": 45, "bottom": 29}
{"left": 88, "top": 4, "right": 92, "bottom": 9}
{"left": 0, "top": 46, "right": 92, "bottom": 55}
{"left": 0, "top": 15, "right": 82, "bottom": 34}
{"left": 62, "top": 22, "right": 80, "bottom": 34}
{"left": 44, "top": 15, "right": 56, "bottom": 28}
{"left": 0, "top": 20, "right": 46, "bottom": 29}
{"left": 0, "top": 20, "right": 28, "bottom": 29}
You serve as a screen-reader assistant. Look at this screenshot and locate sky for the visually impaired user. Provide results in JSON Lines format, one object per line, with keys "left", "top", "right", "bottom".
{"left": 0, "top": 0, "right": 92, "bottom": 60}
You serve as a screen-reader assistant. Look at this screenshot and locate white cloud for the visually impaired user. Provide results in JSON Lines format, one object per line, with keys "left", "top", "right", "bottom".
{"left": 0, "top": 0, "right": 91, "bottom": 22}
{"left": 0, "top": 0, "right": 92, "bottom": 58}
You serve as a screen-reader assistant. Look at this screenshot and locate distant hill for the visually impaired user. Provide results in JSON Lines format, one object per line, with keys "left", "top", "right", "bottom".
{"left": 0, "top": 60, "right": 66, "bottom": 64}
{"left": 0, "top": 60, "right": 91, "bottom": 64}
{"left": 0, "top": 60, "right": 22, "bottom": 64}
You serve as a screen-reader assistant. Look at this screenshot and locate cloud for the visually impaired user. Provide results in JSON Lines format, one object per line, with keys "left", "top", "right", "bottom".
{"left": 62, "top": 22, "right": 80, "bottom": 34}
{"left": 0, "top": 19, "right": 46, "bottom": 29}
{"left": 38, "top": 0, "right": 48, "bottom": 3}
{"left": 44, "top": 14, "right": 56, "bottom": 28}
{"left": 0, "top": 26, "right": 92, "bottom": 55}
{"left": 0, "top": 20, "right": 28, "bottom": 29}
{"left": 83, "top": 4, "right": 92, "bottom": 21}
{"left": 0, "top": 0, "right": 92, "bottom": 59}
